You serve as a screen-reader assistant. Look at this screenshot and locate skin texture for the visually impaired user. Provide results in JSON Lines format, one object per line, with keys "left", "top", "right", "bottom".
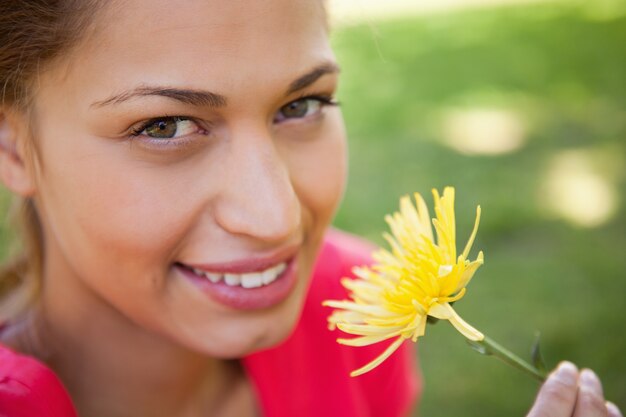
{"left": 0, "top": 1, "right": 622, "bottom": 417}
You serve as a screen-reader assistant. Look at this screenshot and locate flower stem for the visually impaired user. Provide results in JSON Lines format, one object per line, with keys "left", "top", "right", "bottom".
{"left": 470, "top": 336, "right": 546, "bottom": 382}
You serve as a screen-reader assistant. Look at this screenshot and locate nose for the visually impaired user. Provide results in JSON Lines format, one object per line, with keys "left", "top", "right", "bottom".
{"left": 213, "top": 126, "right": 301, "bottom": 243}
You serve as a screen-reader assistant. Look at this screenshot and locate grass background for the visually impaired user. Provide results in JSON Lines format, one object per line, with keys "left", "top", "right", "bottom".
{"left": 0, "top": 1, "right": 624, "bottom": 416}
{"left": 329, "top": 1, "right": 625, "bottom": 416}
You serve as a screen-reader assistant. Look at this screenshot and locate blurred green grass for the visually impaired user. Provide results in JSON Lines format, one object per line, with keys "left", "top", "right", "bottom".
{"left": 330, "top": 2, "right": 625, "bottom": 416}
{"left": 0, "top": 192, "right": 12, "bottom": 254}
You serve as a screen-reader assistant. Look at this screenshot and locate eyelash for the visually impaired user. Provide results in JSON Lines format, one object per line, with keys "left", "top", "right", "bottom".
{"left": 294, "top": 93, "right": 339, "bottom": 112}
{"left": 295, "top": 93, "right": 339, "bottom": 107}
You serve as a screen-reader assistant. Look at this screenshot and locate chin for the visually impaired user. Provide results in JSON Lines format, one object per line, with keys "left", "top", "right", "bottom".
{"left": 179, "top": 286, "right": 307, "bottom": 360}
{"left": 196, "top": 322, "right": 295, "bottom": 360}
{"left": 242, "top": 300, "right": 307, "bottom": 356}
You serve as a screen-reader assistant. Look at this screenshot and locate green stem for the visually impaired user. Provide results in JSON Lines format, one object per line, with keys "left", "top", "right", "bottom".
{"left": 472, "top": 336, "right": 546, "bottom": 382}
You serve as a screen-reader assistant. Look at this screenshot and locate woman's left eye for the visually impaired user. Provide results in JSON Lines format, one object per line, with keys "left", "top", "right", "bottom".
{"left": 131, "top": 116, "right": 201, "bottom": 139}
{"left": 274, "top": 96, "right": 337, "bottom": 123}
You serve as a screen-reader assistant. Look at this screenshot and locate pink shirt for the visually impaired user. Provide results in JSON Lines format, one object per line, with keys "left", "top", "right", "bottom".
{"left": 0, "top": 229, "right": 421, "bottom": 416}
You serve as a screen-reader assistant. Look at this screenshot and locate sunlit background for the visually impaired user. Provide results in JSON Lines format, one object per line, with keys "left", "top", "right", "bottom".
{"left": 0, "top": 0, "right": 624, "bottom": 415}
{"left": 328, "top": 0, "right": 625, "bottom": 415}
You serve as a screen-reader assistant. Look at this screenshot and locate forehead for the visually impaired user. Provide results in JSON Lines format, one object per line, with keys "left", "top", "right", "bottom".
{"left": 52, "top": 0, "right": 331, "bottom": 102}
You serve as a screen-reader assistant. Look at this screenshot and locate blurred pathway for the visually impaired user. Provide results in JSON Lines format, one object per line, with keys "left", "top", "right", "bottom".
{"left": 328, "top": 0, "right": 557, "bottom": 25}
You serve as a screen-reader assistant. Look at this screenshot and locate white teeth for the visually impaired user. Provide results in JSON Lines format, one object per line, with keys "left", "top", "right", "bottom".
{"left": 240, "top": 272, "right": 263, "bottom": 289}
{"left": 261, "top": 268, "right": 276, "bottom": 285}
{"left": 261, "top": 263, "right": 285, "bottom": 286}
{"left": 224, "top": 274, "right": 241, "bottom": 286}
{"left": 206, "top": 273, "right": 222, "bottom": 283}
{"left": 189, "top": 261, "right": 287, "bottom": 288}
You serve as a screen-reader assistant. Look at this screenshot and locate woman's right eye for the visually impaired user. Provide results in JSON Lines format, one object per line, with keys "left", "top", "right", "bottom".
{"left": 131, "top": 116, "right": 201, "bottom": 139}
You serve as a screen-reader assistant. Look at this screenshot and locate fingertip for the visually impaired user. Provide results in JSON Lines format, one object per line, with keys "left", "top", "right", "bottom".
{"left": 607, "top": 401, "right": 623, "bottom": 417}
{"left": 579, "top": 368, "right": 603, "bottom": 396}
{"left": 527, "top": 362, "right": 579, "bottom": 417}
{"left": 550, "top": 361, "right": 578, "bottom": 387}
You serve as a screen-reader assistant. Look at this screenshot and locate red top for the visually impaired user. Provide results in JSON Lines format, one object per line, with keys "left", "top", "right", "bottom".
{"left": 0, "top": 229, "right": 421, "bottom": 417}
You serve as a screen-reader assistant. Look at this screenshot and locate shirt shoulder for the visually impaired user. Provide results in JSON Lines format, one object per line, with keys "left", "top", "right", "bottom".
{"left": 0, "top": 344, "right": 78, "bottom": 417}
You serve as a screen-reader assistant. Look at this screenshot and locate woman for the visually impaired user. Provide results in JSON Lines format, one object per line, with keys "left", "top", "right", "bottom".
{"left": 0, "top": 1, "right": 621, "bottom": 416}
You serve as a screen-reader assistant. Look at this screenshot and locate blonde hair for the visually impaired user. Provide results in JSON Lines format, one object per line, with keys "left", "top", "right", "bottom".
{"left": 0, "top": 0, "right": 103, "bottom": 323}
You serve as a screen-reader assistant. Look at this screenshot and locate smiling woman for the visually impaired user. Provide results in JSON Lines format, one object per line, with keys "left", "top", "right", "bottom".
{"left": 0, "top": 1, "right": 419, "bottom": 416}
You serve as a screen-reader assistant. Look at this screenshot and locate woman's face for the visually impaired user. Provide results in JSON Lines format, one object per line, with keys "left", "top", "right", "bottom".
{"left": 25, "top": 0, "right": 346, "bottom": 357}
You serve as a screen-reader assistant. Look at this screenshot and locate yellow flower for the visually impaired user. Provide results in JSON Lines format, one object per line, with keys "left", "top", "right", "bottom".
{"left": 323, "top": 187, "right": 485, "bottom": 376}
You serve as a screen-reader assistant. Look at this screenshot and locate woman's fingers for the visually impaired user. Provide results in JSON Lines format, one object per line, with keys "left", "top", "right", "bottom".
{"left": 573, "top": 369, "right": 607, "bottom": 417}
{"left": 526, "top": 362, "right": 623, "bottom": 417}
{"left": 606, "top": 401, "right": 624, "bottom": 417}
{"left": 527, "top": 361, "right": 579, "bottom": 417}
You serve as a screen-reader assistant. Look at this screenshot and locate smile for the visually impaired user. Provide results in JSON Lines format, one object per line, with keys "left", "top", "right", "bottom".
{"left": 174, "top": 246, "right": 301, "bottom": 310}
{"left": 185, "top": 262, "right": 287, "bottom": 288}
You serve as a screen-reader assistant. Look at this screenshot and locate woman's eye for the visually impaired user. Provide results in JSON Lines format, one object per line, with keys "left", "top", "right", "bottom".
{"left": 274, "top": 96, "right": 336, "bottom": 123}
{"left": 134, "top": 117, "right": 199, "bottom": 139}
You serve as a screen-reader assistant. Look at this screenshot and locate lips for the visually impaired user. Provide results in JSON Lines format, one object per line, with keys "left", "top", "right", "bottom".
{"left": 175, "top": 246, "right": 300, "bottom": 310}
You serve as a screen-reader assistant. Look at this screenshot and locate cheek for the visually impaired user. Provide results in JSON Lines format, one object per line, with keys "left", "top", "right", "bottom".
{"left": 286, "top": 112, "right": 348, "bottom": 224}
{"left": 36, "top": 135, "right": 199, "bottom": 275}
{"left": 74, "top": 177, "right": 188, "bottom": 260}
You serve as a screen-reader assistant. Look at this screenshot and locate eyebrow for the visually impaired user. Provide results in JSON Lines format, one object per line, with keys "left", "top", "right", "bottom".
{"left": 90, "top": 61, "right": 340, "bottom": 109}
{"left": 90, "top": 86, "right": 227, "bottom": 108}
{"left": 286, "top": 62, "right": 340, "bottom": 95}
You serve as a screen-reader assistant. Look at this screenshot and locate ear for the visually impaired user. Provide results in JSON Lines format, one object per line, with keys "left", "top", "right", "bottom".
{"left": 0, "top": 109, "right": 36, "bottom": 197}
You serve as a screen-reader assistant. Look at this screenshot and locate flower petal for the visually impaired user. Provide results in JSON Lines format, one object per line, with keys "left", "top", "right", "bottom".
{"left": 337, "top": 323, "right": 405, "bottom": 336}
{"left": 338, "top": 330, "right": 403, "bottom": 347}
{"left": 453, "top": 251, "right": 484, "bottom": 293}
{"left": 414, "top": 192, "right": 434, "bottom": 241}
{"left": 414, "top": 315, "right": 427, "bottom": 341}
{"left": 322, "top": 301, "right": 396, "bottom": 317}
{"left": 430, "top": 302, "right": 484, "bottom": 341}
{"left": 349, "top": 336, "right": 406, "bottom": 377}
{"left": 428, "top": 302, "right": 453, "bottom": 320}
{"left": 461, "top": 205, "right": 482, "bottom": 260}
